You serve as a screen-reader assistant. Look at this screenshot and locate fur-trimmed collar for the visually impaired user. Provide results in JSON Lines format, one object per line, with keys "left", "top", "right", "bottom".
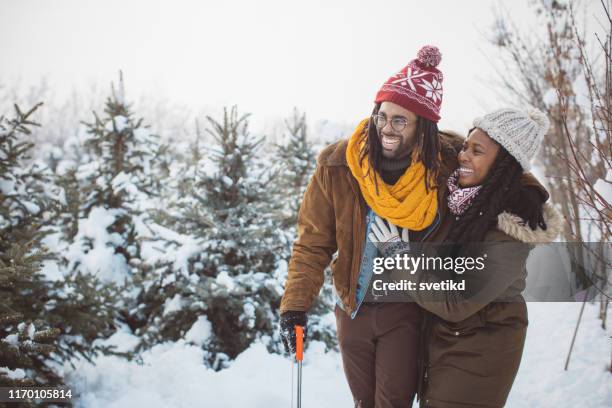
{"left": 496, "top": 202, "right": 563, "bottom": 243}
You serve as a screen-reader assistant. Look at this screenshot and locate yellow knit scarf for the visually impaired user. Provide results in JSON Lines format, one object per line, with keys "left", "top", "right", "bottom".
{"left": 345, "top": 118, "right": 438, "bottom": 231}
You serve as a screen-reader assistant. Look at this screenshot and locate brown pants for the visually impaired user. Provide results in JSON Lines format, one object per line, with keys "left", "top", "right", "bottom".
{"left": 335, "top": 302, "right": 423, "bottom": 408}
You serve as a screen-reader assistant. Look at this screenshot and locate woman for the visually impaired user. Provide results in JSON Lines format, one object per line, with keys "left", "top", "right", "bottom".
{"left": 369, "top": 107, "right": 563, "bottom": 408}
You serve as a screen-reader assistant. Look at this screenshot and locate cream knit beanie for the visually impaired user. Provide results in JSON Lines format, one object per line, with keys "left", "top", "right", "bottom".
{"left": 473, "top": 108, "right": 550, "bottom": 171}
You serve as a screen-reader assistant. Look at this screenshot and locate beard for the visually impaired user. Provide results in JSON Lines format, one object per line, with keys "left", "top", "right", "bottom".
{"left": 379, "top": 130, "right": 412, "bottom": 159}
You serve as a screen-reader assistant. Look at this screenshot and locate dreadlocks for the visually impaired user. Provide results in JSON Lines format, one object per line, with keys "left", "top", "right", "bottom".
{"left": 358, "top": 103, "right": 441, "bottom": 195}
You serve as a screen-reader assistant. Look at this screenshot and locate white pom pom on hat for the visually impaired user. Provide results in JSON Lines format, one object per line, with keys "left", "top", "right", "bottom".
{"left": 473, "top": 108, "right": 550, "bottom": 171}
{"left": 527, "top": 108, "right": 550, "bottom": 130}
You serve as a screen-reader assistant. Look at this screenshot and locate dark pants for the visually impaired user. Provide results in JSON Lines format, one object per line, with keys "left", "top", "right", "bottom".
{"left": 335, "top": 302, "right": 423, "bottom": 408}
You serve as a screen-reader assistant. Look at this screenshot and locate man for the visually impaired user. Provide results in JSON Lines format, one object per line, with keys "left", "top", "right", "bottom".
{"left": 279, "top": 45, "right": 463, "bottom": 407}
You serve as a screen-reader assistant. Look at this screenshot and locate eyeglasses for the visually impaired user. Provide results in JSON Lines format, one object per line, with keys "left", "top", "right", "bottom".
{"left": 371, "top": 113, "right": 415, "bottom": 132}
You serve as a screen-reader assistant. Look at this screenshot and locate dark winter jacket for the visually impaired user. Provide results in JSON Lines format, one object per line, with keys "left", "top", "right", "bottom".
{"left": 413, "top": 197, "right": 564, "bottom": 408}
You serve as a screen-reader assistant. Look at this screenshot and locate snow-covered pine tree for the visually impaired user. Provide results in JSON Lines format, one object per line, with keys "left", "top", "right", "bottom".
{"left": 273, "top": 108, "right": 316, "bottom": 263}
{"left": 275, "top": 108, "right": 316, "bottom": 228}
{"left": 132, "top": 106, "right": 287, "bottom": 370}
{"left": 125, "top": 121, "right": 218, "bottom": 350}
{"left": 147, "top": 125, "right": 216, "bottom": 236}
{"left": 0, "top": 103, "right": 118, "bottom": 388}
{"left": 67, "top": 73, "right": 168, "bottom": 284}
{"left": 0, "top": 103, "right": 62, "bottom": 388}
{"left": 200, "top": 106, "right": 286, "bottom": 365}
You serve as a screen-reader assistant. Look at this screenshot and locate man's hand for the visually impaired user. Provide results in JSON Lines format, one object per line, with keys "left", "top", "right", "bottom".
{"left": 280, "top": 311, "right": 307, "bottom": 354}
{"left": 369, "top": 214, "right": 410, "bottom": 257}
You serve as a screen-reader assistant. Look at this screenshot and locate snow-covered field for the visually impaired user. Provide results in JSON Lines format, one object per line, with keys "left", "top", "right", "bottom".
{"left": 61, "top": 302, "right": 610, "bottom": 408}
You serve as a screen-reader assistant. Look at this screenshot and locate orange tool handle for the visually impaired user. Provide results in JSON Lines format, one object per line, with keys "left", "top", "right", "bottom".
{"left": 295, "top": 325, "right": 304, "bottom": 361}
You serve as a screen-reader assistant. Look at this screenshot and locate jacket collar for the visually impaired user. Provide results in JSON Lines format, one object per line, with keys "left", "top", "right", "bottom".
{"left": 496, "top": 202, "right": 563, "bottom": 243}
{"left": 320, "top": 138, "right": 349, "bottom": 167}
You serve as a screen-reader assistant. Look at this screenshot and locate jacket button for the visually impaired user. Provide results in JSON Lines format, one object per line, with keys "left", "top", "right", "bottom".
{"left": 454, "top": 331, "right": 460, "bottom": 336}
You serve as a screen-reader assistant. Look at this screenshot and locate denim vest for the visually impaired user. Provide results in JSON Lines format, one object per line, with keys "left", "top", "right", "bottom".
{"left": 334, "top": 205, "right": 440, "bottom": 319}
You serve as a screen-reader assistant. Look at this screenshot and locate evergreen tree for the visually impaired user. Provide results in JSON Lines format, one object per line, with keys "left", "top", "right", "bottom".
{"left": 125, "top": 119, "right": 217, "bottom": 350}
{"left": 0, "top": 104, "right": 118, "bottom": 390}
{"left": 67, "top": 73, "right": 168, "bottom": 284}
{"left": 132, "top": 106, "right": 287, "bottom": 370}
{"left": 199, "top": 106, "right": 285, "bottom": 365}
{"left": 0, "top": 103, "right": 61, "bottom": 387}
{"left": 275, "top": 108, "right": 316, "bottom": 228}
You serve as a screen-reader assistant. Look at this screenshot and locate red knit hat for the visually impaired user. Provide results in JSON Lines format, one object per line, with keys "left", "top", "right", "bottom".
{"left": 374, "top": 45, "right": 443, "bottom": 123}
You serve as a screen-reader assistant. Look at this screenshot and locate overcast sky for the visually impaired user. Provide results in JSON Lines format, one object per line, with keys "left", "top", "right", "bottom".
{"left": 0, "top": 0, "right": 599, "bottom": 138}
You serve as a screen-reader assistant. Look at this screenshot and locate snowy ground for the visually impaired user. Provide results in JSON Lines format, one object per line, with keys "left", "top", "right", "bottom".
{"left": 62, "top": 302, "right": 611, "bottom": 408}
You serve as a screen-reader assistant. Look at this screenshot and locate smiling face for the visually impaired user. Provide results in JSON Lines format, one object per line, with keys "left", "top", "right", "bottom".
{"left": 457, "top": 128, "right": 501, "bottom": 187}
{"left": 376, "top": 102, "right": 419, "bottom": 159}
